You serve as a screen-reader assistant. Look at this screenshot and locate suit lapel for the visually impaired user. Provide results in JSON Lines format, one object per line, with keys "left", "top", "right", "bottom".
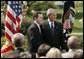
{"left": 46, "top": 21, "right": 52, "bottom": 36}
{"left": 34, "top": 23, "right": 39, "bottom": 32}
{"left": 54, "top": 21, "right": 58, "bottom": 36}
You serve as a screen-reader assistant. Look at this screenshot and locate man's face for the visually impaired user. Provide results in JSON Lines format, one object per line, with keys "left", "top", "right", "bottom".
{"left": 48, "top": 11, "right": 57, "bottom": 22}
{"left": 37, "top": 14, "right": 43, "bottom": 24}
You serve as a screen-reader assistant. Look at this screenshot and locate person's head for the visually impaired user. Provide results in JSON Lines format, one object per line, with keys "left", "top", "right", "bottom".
{"left": 20, "top": 51, "right": 31, "bottom": 58}
{"left": 33, "top": 11, "right": 43, "bottom": 24}
{"left": 46, "top": 47, "right": 62, "bottom": 58}
{"left": 12, "top": 33, "right": 25, "bottom": 48}
{"left": 47, "top": 8, "right": 57, "bottom": 22}
{"left": 73, "top": 49, "right": 83, "bottom": 58}
{"left": 4, "top": 51, "right": 20, "bottom": 58}
{"left": 36, "top": 43, "right": 51, "bottom": 58}
{"left": 67, "top": 36, "right": 79, "bottom": 49}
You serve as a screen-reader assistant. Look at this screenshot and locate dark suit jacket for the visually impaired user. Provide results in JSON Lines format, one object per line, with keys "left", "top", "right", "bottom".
{"left": 41, "top": 20, "right": 66, "bottom": 50}
{"left": 27, "top": 23, "right": 43, "bottom": 53}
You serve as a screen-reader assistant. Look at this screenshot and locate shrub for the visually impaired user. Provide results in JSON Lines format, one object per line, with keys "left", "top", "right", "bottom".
{"left": 1, "top": 21, "right": 5, "bottom": 37}
{"left": 1, "top": 37, "right": 6, "bottom": 48}
{"left": 19, "top": 21, "right": 32, "bottom": 35}
{"left": 19, "top": 16, "right": 33, "bottom": 35}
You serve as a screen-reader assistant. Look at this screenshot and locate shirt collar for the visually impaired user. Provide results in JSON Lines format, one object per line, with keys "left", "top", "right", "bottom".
{"left": 48, "top": 18, "right": 54, "bottom": 28}
{"left": 34, "top": 21, "right": 40, "bottom": 28}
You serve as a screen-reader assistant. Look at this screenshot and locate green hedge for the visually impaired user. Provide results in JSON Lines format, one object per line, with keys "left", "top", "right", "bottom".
{"left": 19, "top": 20, "right": 32, "bottom": 35}
{"left": 19, "top": 15, "right": 33, "bottom": 35}
{"left": 1, "top": 22, "right": 5, "bottom": 37}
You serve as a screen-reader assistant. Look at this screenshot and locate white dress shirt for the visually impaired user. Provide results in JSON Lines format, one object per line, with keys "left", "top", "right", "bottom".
{"left": 48, "top": 18, "right": 54, "bottom": 28}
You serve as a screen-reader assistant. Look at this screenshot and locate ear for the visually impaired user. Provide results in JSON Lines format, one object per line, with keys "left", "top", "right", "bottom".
{"left": 47, "top": 15, "right": 50, "bottom": 18}
{"left": 34, "top": 17, "right": 36, "bottom": 20}
{"left": 67, "top": 43, "right": 69, "bottom": 48}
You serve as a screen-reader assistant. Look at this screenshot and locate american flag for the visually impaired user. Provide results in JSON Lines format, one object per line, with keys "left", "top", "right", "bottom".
{"left": 63, "top": 19, "right": 71, "bottom": 29}
{"left": 1, "top": 1, "right": 23, "bottom": 57}
{"left": 62, "top": 1, "right": 75, "bottom": 33}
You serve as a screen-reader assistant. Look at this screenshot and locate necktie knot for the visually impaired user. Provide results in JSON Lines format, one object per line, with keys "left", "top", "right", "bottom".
{"left": 51, "top": 23, "right": 54, "bottom": 28}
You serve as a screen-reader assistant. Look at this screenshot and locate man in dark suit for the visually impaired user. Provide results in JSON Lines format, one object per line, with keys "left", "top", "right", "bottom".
{"left": 27, "top": 11, "right": 44, "bottom": 55}
{"left": 41, "top": 8, "right": 66, "bottom": 53}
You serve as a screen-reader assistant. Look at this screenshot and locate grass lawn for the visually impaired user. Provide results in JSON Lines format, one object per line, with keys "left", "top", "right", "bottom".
{"left": 72, "top": 20, "right": 83, "bottom": 33}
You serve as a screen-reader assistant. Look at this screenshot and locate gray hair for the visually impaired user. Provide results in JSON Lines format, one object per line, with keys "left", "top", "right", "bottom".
{"left": 37, "top": 43, "right": 51, "bottom": 57}
{"left": 12, "top": 33, "right": 24, "bottom": 47}
{"left": 46, "top": 47, "right": 62, "bottom": 58}
{"left": 73, "top": 49, "right": 83, "bottom": 58}
{"left": 4, "top": 51, "right": 20, "bottom": 58}
{"left": 20, "top": 51, "right": 31, "bottom": 58}
{"left": 67, "top": 36, "right": 79, "bottom": 49}
{"left": 47, "top": 8, "right": 56, "bottom": 16}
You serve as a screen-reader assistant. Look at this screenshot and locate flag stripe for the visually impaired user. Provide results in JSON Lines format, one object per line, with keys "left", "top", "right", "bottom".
{"left": 1, "top": 49, "right": 13, "bottom": 58}
{"left": 1, "top": 42, "right": 10, "bottom": 50}
{"left": 5, "top": 32, "right": 12, "bottom": 42}
{"left": 6, "top": 11, "right": 16, "bottom": 24}
{"left": 1, "top": 45, "right": 13, "bottom": 53}
{"left": 19, "top": 14, "right": 23, "bottom": 25}
{"left": 16, "top": 17, "right": 21, "bottom": 23}
{"left": 5, "top": 15, "right": 16, "bottom": 31}
{"left": 5, "top": 21, "right": 17, "bottom": 34}
{"left": 16, "top": 21, "right": 18, "bottom": 27}
{"left": 16, "top": 23, "right": 20, "bottom": 32}
{"left": 5, "top": 37, "right": 16, "bottom": 49}
{"left": 19, "top": 14, "right": 23, "bottom": 21}
{"left": 7, "top": 5, "right": 16, "bottom": 19}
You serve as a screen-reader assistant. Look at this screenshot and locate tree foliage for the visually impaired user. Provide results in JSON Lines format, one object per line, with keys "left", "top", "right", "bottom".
{"left": 29, "top": 1, "right": 56, "bottom": 11}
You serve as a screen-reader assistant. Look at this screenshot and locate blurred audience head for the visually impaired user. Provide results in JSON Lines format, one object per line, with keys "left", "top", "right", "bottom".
{"left": 4, "top": 51, "right": 20, "bottom": 58}
{"left": 73, "top": 49, "right": 83, "bottom": 58}
{"left": 67, "top": 36, "right": 79, "bottom": 49}
{"left": 46, "top": 47, "right": 62, "bottom": 58}
{"left": 20, "top": 51, "right": 31, "bottom": 58}
{"left": 36, "top": 43, "right": 51, "bottom": 58}
{"left": 12, "top": 33, "right": 25, "bottom": 48}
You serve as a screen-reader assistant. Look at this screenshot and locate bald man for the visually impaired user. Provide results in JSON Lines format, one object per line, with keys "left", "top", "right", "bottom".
{"left": 62, "top": 36, "right": 79, "bottom": 58}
